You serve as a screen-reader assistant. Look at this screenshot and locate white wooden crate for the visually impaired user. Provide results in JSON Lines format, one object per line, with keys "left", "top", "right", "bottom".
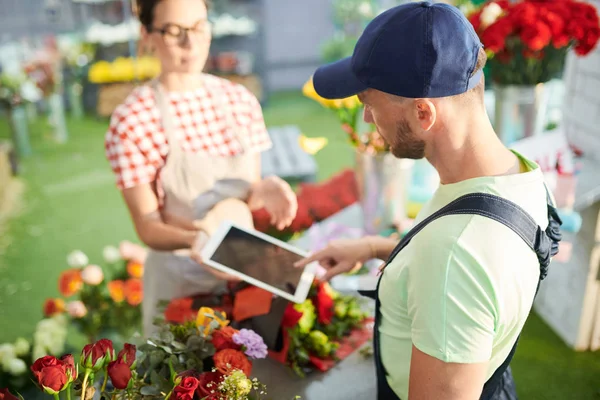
{"left": 261, "top": 125, "right": 317, "bottom": 182}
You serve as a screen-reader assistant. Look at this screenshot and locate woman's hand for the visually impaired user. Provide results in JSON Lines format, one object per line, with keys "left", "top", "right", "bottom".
{"left": 251, "top": 176, "right": 298, "bottom": 230}
{"left": 294, "top": 238, "right": 375, "bottom": 281}
{"left": 190, "top": 231, "right": 241, "bottom": 282}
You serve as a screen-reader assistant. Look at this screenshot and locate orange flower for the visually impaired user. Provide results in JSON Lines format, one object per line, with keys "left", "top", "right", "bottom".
{"left": 43, "top": 298, "right": 65, "bottom": 317}
{"left": 126, "top": 261, "right": 144, "bottom": 279}
{"left": 58, "top": 269, "right": 83, "bottom": 297}
{"left": 108, "top": 280, "right": 125, "bottom": 303}
{"left": 124, "top": 279, "right": 143, "bottom": 306}
{"left": 196, "top": 307, "right": 229, "bottom": 336}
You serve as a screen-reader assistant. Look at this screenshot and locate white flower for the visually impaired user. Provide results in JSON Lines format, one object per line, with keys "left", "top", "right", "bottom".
{"left": 81, "top": 264, "right": 104, "bottom": 285}
{"left": 32, "top": 345, "right": 47, "bottom": 361}
{"left": 0, "top": 344, "right": 16, "bottom": 366}
{"left": 480, "top": 2, "right": 503, "bottom": 29}
{"left": 13, "top": 338, "right": 30, "bottom": 357}
{"left": 102, "top": 245, "right": 121, "bottom": 264}
{"left": 358, "top": 2, "right": 373, "bottom": 18}
{"left": 6, "top": 358, "right": 27, "bottom": 375}
{"left": 67, "top": 301, "right": 88, "bottom": 318}
{"left": 67, "top": 250, "right": 89, "bottom": 268}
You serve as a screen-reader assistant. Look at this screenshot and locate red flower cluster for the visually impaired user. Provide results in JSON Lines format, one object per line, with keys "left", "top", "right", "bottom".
{"left": 469, "top": 0, "right": 600, "bottom": 59}
{"left": 170, "top": 370, "right": 226, "bottom": 400}
{"left": 252, "top": 169, "right": 359, "bottom": 237}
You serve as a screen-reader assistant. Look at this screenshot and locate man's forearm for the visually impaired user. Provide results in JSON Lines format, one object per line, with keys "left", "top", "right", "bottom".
{"left": 368, "top": 235, "right": 399, "bottom": 260}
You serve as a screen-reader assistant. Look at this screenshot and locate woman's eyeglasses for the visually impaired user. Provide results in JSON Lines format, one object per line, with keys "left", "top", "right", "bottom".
{"left": 149, "top": 21, "right": 211, "bottom": 46}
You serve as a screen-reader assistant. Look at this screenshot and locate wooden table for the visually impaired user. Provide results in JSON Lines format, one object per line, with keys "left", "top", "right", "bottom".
{"left": 252, "top": 204, "right": 378, "bottom": 400}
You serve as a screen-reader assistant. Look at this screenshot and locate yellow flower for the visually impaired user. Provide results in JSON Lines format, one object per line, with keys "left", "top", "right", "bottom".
{"left": 333, "top": 95, "right": 361, "bottom": 109}
{"left": 196, "top": 307, "right": 229, "bottom": 335}
{"left": 88, "top": 61, "right": 112, "bottom": 84}
{"left": 302, "top": 77, "right": 338, "bottom": 108}
{"left": 298, "top": 134, "right": 328, "bottom": 155}
{"left": 111, "top": 57, "right": 135, "bottom": 82}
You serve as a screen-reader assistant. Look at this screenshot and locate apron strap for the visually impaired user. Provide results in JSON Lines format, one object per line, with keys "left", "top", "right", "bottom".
{"left": 152, "top": 79, "right": 183, "bottom": 157}
{"left": 363, "top": 189, "right": 562, "bottom": 400}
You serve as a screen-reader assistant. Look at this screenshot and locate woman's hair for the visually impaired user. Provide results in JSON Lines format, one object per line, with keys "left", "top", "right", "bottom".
{"left": 135, "top": 0, "right": 209, "bottom": 29}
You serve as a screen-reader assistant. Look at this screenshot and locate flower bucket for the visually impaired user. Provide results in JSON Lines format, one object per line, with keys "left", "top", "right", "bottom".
{"left": 9, "top": 105, "right": 32, "bottom": 157}
{"left": 354, "top": 151, "right": 414, "bottom": 235}
{"left": 48, "top": 92, "right": 68, "bottom": 143}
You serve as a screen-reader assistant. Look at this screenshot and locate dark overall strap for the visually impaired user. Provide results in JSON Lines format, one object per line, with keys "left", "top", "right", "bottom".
{"left": 361, "top": 191, "right": 562, "bottom": 400}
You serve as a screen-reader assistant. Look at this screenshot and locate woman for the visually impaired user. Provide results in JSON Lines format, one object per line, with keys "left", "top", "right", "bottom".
{"left": 105, "top": 0, "right": 297, "bottom": 336}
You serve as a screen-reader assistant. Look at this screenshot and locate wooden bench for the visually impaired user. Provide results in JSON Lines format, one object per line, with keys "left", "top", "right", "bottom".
{"left": 261, "top": 125, "right": 318, "bottom": 182}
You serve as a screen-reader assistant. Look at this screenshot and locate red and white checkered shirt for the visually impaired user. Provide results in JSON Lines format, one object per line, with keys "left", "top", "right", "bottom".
{"left": 105, "top": 74, "right": 272, "bottom": 190}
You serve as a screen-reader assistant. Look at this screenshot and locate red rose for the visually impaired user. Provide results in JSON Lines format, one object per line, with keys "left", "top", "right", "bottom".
{"left": 81, "top": 339, "right": 115, "bottom": 371}
{"left": 38, "top": 365, "right": 68, "bottom": 394}
{"left": 172, "top": 376, "right": 199, "bottom": 400}
{"left": 197, "top": 371, "right": 224, "bottom": 397}
{"left": 213, "top": 349, "right": 252, "bottom": 376}
{"left": 211, "top": 326, "right": 241, "bottom": 351}
{"left": 31, "top": 356, "right": 59, "bottom": 381}
{"left": 282, "top": 303, "right": 303, "bottom": 328}
{"left": 107, "top": 360, "right": 132, "bottom": 390}
{"left": 60, "top": 354, "right": 77, "bottom": 382}
{"left": 116, "top": 343, "right": 136, "bottom": 368}
{"left": 520, "top": 21, "right": 552, "bottom": 51}
{"left": 314, "top": 283, "right": 334, "bottom": 324}
{"left": 0, "top": 388, "right": 20, "bottom": 400}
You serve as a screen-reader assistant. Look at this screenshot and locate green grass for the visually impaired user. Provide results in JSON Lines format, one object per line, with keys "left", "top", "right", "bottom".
{"left": 1, "top": 92, "right": 599, "bottom": 399}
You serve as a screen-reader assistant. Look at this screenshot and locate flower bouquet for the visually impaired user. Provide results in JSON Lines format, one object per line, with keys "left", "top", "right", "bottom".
{"left": 5, "top": 307, "right": 271, "bottom": 400}
{"left": 302, "top": 77, "right": 388, "bottom": 154}
{"left": 43, "top": 247, "right": 144, "bottom": 345}
{"left": 466, "top": 0, "right": 600, "bottom": 85}
{"left": 270, "top": 282, "right": 373, "bottom": 377}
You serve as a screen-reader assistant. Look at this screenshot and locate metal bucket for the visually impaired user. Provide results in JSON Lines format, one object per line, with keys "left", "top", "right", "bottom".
{"left": 354, "top": 151, "right": 414, "bottom": 235}
{"left": 493, "top": 83, "right": 549, "bottom": 145}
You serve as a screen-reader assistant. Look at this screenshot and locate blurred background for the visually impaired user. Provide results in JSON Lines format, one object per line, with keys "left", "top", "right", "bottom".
{"left": 1, "top": 0, "right": 600, "bottom": 398}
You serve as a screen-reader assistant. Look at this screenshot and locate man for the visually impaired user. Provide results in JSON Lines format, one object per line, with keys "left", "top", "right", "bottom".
{"left": 294, "top": 2, "right": 554, "bottom": 399}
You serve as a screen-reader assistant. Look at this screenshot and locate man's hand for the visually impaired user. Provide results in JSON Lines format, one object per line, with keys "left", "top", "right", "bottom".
{"left": 408, "top": 345, "right": 487, "bottom": 400}
{"left": 251, "top": 176, "right": 297, "bottom": 230}
{"left": 294, "top": 238, "right": 374, "bottom": 281}
{"left": 190, "top": 231, "right": 241, "bottom": 282}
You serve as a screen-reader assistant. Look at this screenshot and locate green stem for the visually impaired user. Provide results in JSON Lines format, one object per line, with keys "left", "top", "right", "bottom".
{"left": 53, "top": 394, "right": 60, "bottom": 400}
{"left": 164, "top": 390, "right": 173, "bottom": 400}
{"left": 80, "top": 370, "right": 91, "bottom": 400}
{"left": 101, "top": 370, "right": 109, "bottom": 392}
{"left": 66, "top": 386, "right": 72, "bottom": 400}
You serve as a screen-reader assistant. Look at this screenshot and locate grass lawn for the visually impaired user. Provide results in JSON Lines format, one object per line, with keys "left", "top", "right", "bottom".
{"left": 0, "top": 91, "right": 599, "bottom": 399}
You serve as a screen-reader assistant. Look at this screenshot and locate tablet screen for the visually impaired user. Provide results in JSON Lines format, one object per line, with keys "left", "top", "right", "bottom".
{"left": 208, "top": 226, "right": 306, "bottom": 295}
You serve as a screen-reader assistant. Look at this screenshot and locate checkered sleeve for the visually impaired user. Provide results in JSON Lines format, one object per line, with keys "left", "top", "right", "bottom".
{"left": 242, "top": 89, "right": 272, "bottom": 153}
{"left": 105, "top": 108, "right": 157, "bottom": 190}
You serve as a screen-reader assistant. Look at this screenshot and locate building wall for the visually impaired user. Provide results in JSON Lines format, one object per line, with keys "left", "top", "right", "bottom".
{"left": 561, "top": 0, "right": 600, "bottom": 160}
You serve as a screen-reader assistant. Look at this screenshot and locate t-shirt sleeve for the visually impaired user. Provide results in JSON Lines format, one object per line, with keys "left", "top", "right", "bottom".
{"left": 240, "top": 88, "right": 272, "bottom": 153}
{"left": 105, "top": 110, "right": 157, "bottom": 190}
{"left": 407, "top": 227, "right": 498, "bottom": 364}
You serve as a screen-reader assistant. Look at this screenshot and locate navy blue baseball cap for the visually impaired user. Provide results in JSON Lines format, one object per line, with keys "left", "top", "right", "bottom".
{"left": 313, "top": 1, "right": 484, "bottom": 99}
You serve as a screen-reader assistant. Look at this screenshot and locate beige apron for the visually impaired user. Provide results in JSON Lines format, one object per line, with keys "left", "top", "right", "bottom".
{"left": 143, "top": 80, "right": 257, "bottom": 336}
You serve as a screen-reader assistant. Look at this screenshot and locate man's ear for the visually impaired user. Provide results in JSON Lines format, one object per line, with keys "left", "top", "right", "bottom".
{"left": 414, "top": 99, "right": 436, "bottom": 131}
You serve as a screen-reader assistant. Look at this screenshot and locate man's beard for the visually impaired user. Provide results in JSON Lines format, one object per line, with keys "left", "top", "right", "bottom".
{"left": 389, "top": 118, "right": 426, "bottom": 159}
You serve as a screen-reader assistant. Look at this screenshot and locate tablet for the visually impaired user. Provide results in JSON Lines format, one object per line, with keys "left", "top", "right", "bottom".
{"left": 201, "top": 221, "right": 318, "bottom": 304}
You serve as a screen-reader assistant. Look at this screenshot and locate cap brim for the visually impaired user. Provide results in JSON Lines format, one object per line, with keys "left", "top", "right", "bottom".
{"left": 313, "top": 57, "right": 368, "bottom": 99}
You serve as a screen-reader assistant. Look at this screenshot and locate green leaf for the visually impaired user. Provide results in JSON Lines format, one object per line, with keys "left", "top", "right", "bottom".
{"left": 140, "top": 385, "right": 161, "bottom": 396}
{"left": 171, "top": 341, "right": 187, "bottom": 351}
{"left": 150, "top": 370, "right": 172, "bottom": 394}
{"left": 160, "top": 331, "right": 175, "bottom": 344}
